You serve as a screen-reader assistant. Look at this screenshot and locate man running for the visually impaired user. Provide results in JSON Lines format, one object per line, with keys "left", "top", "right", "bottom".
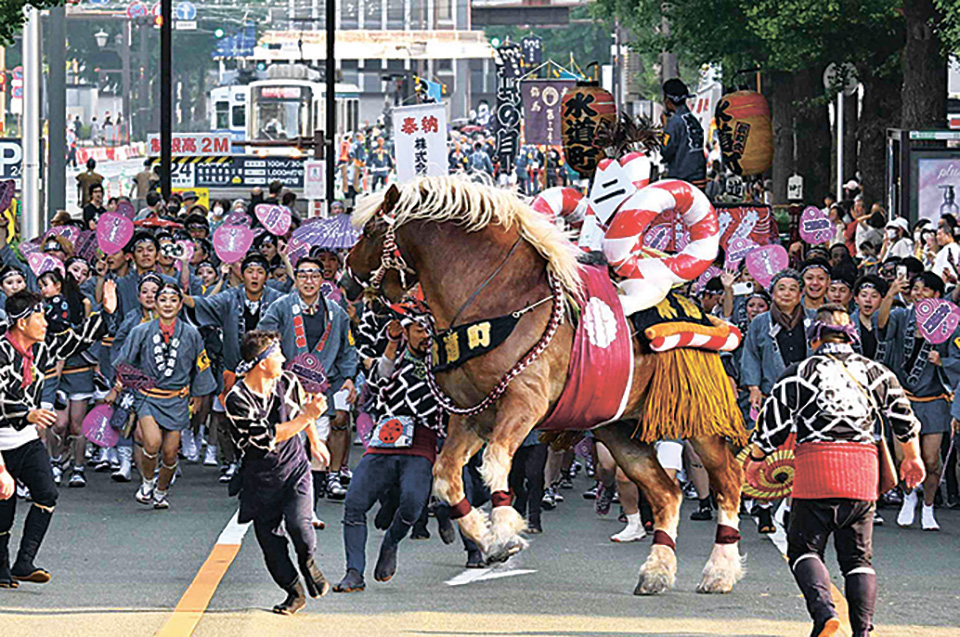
{"left": 224, "top": 330, "right": 331, "bottom": 615}
{"left": 0, "top": 282, "right": 117, "bottom": 587}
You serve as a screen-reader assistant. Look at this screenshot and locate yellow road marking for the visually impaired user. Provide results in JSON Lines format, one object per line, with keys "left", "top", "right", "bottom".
{"left": 155, "top": 510, "right": 250, "bottom": 637}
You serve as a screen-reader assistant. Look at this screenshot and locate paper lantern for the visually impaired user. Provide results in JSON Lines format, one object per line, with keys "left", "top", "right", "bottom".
{"left": 560, "top": 84, "right": 617, "bottom": 178}
{"left": 715, "top": 91, "right": 773, "bottom": 176}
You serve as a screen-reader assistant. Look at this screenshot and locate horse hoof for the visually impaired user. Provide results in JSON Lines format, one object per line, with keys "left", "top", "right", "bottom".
{"left": 484, "top": 537, "right": 527, "bottom": 565}
{"left": 696, "top": 577, "right": 734, "bottom": 594}
{"left": 633, "top": 572, "right": 671, "bottom": 596}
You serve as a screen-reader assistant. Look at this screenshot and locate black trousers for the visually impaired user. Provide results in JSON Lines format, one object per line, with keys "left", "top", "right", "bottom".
{"left": 787, "top": 498, "right": 876, "bottom": 636}
{"left": 509, "top": 443, "right": 547, "bottom": 525}
{"left": 251, "top": 473, "right": 317, "bottom": 590}
{"left": 0, "top": 439, "right": 58, "bottom": 571}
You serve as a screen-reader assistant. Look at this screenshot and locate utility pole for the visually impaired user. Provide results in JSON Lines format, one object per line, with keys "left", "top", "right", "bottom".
{"left": 160, "top": 0, "right": 172, "bottom": 198}
{"left": 121, "top": 20, "right": 131, "bottom": 144}
{"left": 324, "top": 0, "right": 335, "bottom": 205}
{"left": 659, "top": 4, "right": 678, "bottom": 84}
{"left": 23, "top": 7, "right": 42, "bottom": 238}
{"left": 138, "top": 18, "right": 149, "bottom": 141}
{"left": 48, "top": 5, "right": 67, "bottom": 218}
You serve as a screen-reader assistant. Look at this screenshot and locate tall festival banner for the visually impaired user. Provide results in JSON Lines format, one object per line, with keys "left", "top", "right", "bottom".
{"left": 521, "top": 35, "right": 543, "bottom": 69}
{"left": 521, "top": 80, "right": 575, "bottom": 146}
{"left": 560, "top": 84, "right": 617, "bottom": 178}
{"left": 493, "top": 43, "right": 523, "bottom": 175}
{"left": 391, "top": 103, "right": 449, "bottom": 184}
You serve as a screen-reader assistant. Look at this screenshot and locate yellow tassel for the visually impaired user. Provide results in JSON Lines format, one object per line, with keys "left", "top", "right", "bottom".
{"left": 635, "top": 349, "right": 747, "bottom": 446}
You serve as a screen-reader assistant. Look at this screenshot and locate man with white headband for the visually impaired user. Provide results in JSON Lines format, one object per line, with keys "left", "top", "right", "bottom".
{"left": 0, "top": 282, "right": 117, "bottom": 588}
{"left": 224, "top": 330, "right": 330, "bottom": 615}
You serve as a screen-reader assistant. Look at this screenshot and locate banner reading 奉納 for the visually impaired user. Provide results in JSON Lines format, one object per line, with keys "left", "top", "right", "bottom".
{"left": 391, "top": 103, "right": 449, "bottom": 184}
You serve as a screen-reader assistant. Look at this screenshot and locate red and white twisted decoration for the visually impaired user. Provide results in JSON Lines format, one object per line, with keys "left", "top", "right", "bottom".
{"left": 602, "top": 179, "right": 719, "bottom": 315}
{"left": 425, "top": 275, "right": 565, "bottom": 417}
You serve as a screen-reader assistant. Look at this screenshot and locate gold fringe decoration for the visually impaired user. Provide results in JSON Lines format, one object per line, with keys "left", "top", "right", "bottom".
{"left": 635, "top": 348, "right": 747, "bottom": 446}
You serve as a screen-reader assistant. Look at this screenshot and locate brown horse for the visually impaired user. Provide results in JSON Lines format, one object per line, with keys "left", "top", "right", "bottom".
{"left": 344, "top": 176, "right": 746, "bottom": 595}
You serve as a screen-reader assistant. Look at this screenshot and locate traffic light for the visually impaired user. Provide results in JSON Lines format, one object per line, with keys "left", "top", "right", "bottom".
{"left": 214, "top": 28, "right": 225, "bottom": 38}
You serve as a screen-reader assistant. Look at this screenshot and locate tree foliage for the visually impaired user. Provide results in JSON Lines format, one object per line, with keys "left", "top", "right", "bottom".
{"left": 1, "top": 0, "right": 63, "bottom": 46}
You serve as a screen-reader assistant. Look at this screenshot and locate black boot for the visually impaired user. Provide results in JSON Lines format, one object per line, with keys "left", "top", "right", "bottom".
{"left": 374, "top": 541, "right": 399, "bottom": 582}
{"left": 465, "top": 548, "right": 485, "bottom": 568}
{"left": 299, "top": 557, "right": 330, "bottom": 598}
{"left": 0, "top": 532, "right": 18, "bottom": 589}
{"left": 11, "top": 504, "right": 53, "bottom": 583}
{"left": 333, "top": 568, "right": 366, "bottom": 593}
{"left": 272, "top": 580, "right": 307, "bottom": 615}
{"left": 312, "top": 471, "right": 327, "bottom": 501}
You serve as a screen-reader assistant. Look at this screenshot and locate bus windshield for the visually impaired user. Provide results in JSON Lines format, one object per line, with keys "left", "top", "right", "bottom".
{"left": 251, "top": 85, "right": 312, "bottom": 140}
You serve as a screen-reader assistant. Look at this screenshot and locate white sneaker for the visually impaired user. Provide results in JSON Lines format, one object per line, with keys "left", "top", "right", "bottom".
{"left": 898, "top": 489, "right": 918, "bottom": 527}
{"left": 135, "top": 480, "right": 155, "bottom": 505}
{"left": 51, "top": 462, "right": 63, "bottom": 486}
{"left": 107, "top": 447, "right": 120, "bottom": 470}
{"left": 610, "top": 524, "right": 646, "bottom": 543}
{"left": 181, "top": 430, "right": 199, "bottom": 463}
{"left": 153, "top": 490, "right": 170, "bottom": 510}
{"left": 921, "top": 504, "right": 940, "bottom": 531}
{"left": 203, "top": 445, "right": 219, "bottom": 467}
{"left": 112, "top": 447, "right": 133, "bottom": 482}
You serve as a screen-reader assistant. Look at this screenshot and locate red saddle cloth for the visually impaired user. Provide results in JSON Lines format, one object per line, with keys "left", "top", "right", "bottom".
{"left": 538, "top": 265, "right": 633, "bottom": 431}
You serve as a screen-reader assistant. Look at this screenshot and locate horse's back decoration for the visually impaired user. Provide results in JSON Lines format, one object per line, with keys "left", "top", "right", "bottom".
{"left": 537, "top": 265, "right": 633, "bottom": 431}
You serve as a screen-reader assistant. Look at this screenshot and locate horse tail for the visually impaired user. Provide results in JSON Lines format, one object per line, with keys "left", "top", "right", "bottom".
{"left": 602, "top": 179, "right": 720, "bottom": 315}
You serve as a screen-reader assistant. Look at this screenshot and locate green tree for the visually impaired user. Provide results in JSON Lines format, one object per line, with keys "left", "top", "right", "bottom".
{"left": 595, "top": 0, "right": 924, "bottom": 206}
{"left": 0, "top": 0, "right": 62, "bottom": 46}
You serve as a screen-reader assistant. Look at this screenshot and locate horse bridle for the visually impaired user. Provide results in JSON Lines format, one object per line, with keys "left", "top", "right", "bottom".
{"left": 344, "top": 214, "right": 417, "bottom": 298}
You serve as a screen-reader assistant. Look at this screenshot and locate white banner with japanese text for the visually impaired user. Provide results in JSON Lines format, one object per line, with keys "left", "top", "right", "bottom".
{"left": 392, "top": 103, "right": 449, "bottom": 183}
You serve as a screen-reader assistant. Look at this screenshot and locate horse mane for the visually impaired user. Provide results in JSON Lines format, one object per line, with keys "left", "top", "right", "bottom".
{"left": 354, "top": 176, "right": 583, "bottom": 297}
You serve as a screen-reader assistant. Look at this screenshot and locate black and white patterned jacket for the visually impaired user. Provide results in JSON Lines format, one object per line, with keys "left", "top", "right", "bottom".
{"left": 368, "top": 346, "right": 445, "bottom": 434}
{"left": 753, "top": 342, "right": 920, "bottom": 455}
{"left": 224, "top": 370, "right": 307, "bottom": 457}
{"left": 0, "top": 312, "right": 108, "bottom": 450}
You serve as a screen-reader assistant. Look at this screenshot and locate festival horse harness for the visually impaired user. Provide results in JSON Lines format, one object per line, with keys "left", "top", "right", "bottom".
{"left": 344, "top": 208, "right": 566, "bottom": 418}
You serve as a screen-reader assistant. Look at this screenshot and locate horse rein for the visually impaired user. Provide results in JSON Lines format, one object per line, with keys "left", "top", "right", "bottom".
{"left": 368, "top": 218, "right": 416, "bottom": 291}
{"left": 448, "top": 236, "right": 523, "bottom": 328}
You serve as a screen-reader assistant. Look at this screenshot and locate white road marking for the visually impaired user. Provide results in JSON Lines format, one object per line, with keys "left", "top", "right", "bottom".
{"left": 216, "top": 509, "right": 251, "bottom": 546}
{"left": 445, "top": 557, "right": 537, "bottom": 586}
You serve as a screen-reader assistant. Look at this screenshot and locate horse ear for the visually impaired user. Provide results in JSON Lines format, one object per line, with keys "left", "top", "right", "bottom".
{"left": 381, "top": 184, "right": 401, "bottom": 218}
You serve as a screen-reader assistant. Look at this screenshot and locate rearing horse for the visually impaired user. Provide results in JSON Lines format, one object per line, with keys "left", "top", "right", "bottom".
{"left": 344, "top": 176, "right": 746, "bottom": 595}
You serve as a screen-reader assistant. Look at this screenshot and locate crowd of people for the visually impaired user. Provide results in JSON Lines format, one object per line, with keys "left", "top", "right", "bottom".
{"left": 0, "top": 78, "right": 954, "bottom": 635}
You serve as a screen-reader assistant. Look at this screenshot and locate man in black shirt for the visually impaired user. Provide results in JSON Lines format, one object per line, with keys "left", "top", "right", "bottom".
{"left": 224, "top": 330, "right": 330, "bottom": 614}
{"left": 82, "top": 184, "right": 107, "bottom": 231}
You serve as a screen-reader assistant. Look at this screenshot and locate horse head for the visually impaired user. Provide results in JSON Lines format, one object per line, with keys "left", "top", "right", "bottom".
{"left": 342, "top": 184, "right": 418, "bottom": 303}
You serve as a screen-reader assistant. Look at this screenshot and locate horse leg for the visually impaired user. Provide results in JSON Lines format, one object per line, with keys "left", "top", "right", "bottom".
{"left": 689, "top": 434, "right": 744, "bottom": 594}
{"left": 594, "top": 421, "right": 682, "bottom": 595}
{"left": 478, "top": 394, "right": 543, "bottom": 564}
{"left": 432, "top": 415, "right": 490, "bottom": 552}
